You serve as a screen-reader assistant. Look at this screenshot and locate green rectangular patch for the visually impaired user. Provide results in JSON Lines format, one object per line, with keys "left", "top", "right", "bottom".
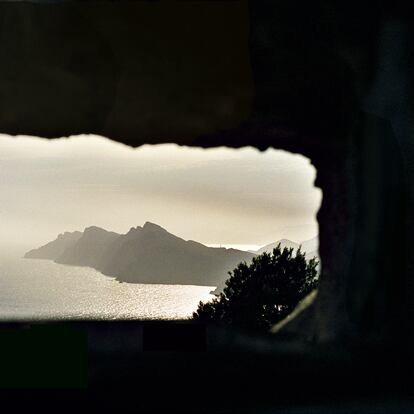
{"left": 0, "top": 324, "right": 87, "bottom": 388}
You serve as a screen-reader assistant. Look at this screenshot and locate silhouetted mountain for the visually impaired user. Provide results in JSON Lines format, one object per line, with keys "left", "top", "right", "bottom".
{"left": 254, "top": 239, "right": 300, "bottom": 255}
{"left": 24, "top": 231, "right": 82, "bottom": 260}
{"left": 254, "top": 236, "right": 319, "bottom": 259}
{"left": 212, "top": 236, "right": 319, "bottom": 296}
{"left": 25, "top": 222, "right": 255, "bottom": 287}
{"left": 101, "top": 222, "right": 255, "bottom": 285}
{"left": 56, "top": 226, "right": 121, "bottom": 269}
{"left": 25, "top": 225, "right": 319, "bottom": 289}
{"left": 300, "top": 236, "right": 319, "bottom": 256}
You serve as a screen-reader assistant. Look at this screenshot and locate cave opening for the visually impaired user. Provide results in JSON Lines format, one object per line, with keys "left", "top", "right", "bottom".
{"left": 0, "top": 133, "right": 321, "bottom": 328}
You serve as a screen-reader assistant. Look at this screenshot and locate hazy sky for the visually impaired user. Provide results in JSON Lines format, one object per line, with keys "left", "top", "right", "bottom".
{"left": 0, "top": 134, "right": 321, "bottom": 252}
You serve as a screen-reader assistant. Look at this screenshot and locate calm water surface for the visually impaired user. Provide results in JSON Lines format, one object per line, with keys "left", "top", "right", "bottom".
{"left": 0, "top": 255, "right": 215, "bottom": 320}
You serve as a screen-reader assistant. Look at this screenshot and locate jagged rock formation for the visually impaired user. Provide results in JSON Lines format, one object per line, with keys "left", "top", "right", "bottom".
{"left": 100, "top": 222, "right": 255, "bottom": 285}
{"left": 24, "top": 231, "right": 82, "bottom": 260}
{"left": 56, "top": 226, "right": 121, "bottom": 269}
{"left": 25, "top": 222, "right": 255, "bottom": 286}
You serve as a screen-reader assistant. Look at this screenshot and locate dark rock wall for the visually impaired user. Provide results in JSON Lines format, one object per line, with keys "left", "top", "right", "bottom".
{"left": 0, "top": 1, "right": 412, "bottom": 352}
{"left": 0, "top": 1, "right": 253, "bottom": 142}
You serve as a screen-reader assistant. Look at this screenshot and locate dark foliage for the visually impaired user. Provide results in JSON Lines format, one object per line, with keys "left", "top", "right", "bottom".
{"left": 193, "top": 244, "right": 319, "bottom": 332}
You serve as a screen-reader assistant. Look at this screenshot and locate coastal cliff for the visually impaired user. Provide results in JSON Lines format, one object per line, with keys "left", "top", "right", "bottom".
{"left": 26, "top": 222, "right": 255, "bottom": 286}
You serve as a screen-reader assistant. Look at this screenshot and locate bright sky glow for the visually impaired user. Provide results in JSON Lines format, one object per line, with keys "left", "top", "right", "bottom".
{"left": 0, "top": 134, "right": 321, "bottom": 252}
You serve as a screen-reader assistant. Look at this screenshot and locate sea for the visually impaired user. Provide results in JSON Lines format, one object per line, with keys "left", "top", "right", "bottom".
{"left": 0, "top": 251, "right": 216, "bottom": 321}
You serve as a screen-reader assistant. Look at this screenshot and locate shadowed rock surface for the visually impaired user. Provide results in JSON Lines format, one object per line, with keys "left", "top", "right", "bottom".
{"left": 26, "top": 222, "right": 255, "bottom": 286}
{"left": 24, "top": 231, "right": 82, "bottom": 260}
{"left": 101, "top": 222, "right": 255, "bottom": 285}
{"left": 56, "top": 226, "right": 121, "bottom": 270}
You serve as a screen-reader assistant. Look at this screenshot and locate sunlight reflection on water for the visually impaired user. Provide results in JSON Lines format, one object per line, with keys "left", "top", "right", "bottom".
{"left": 0, "top": 257, "right": 215, "bottom": 320}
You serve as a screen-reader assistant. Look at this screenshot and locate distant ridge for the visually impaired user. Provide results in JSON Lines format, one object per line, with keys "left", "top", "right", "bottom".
{"left": 24, "top": 231, "right": 82, "bottom": 260}
{"left": 253, "top": 236, "right": 319, "bottom": 258}
{"left": 25, "top": 225, "right": 319, "bottom": 288}
{"left": 56, "top": 226, "right": 121, "bottom": 269}
{"left": 211, "top": 236, "right": 319, "bottom": 295}
{"left": 25, "top": 222, "right": 255, "bottom": 287}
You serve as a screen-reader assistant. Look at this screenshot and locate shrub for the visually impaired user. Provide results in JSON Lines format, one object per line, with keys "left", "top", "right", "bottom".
{"left": 193, "top": 244, "right": 319, "bottom": 332}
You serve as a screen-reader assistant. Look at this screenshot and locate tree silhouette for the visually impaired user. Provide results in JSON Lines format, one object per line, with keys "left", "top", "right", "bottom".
{"left": 193, "top": 244, "right": 319, "bottom": 332}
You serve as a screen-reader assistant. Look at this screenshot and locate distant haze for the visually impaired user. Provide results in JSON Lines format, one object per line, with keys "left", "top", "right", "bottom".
{"left": 0, "top": 134, "right": 321, "bottom": 253}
